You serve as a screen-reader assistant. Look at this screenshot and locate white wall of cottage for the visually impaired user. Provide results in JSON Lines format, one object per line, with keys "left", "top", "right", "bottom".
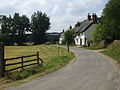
{"left": 74, "top": 32, "right": 86, "bottom": 46}
{"left": 59, "top": 37, "right": 63, "bottom": 44}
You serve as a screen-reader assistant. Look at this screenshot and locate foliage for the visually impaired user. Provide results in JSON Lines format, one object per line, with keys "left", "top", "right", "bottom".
{"left": 0, "top": 15, "right": 13, "bottom": 45}
{"left": 0, "top": 33, "right": 11, "bottom": 45}
{"left": 31, "top": 11, "right": 51, "bottom": 44}
{"left": 13, "top": 13, "right": 31, "bottom": 45}
{"left": 0, "top": 11, "right": 50, "bottom": 45}
{"left": 64, "top": 29, "right": 75, "bottom": 52}
{"left": 92, "top": 23, "right": 112, "bottom": 42}
{"left": 103, "top": 0, "right": 120, "bottom": 41}
{"left": 93, "top": 0, "right": 120, "bottom": 43}
{"left": 64, "top": 30, "right": 75, "bottom": 45}
{"left": 0, "top": 13, "right": 30, "bottom": 45}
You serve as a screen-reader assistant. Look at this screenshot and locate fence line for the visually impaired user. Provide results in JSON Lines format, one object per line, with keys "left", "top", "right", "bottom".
{"left": 4, "top": 52, "right": 43, "bottom": 75}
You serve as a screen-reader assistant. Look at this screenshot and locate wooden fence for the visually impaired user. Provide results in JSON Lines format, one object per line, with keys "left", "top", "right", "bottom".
{"left": 1, "top": 51, "right": 43, "bottom": 77}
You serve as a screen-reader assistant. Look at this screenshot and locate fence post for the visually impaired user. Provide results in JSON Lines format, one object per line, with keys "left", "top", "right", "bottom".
{"left": 0, "top": 43, "right": 5, "bottom": 77}
{"left": 21, "top": 56, "right": 24, "bottom": 70}
{"left": 58, "top": 46, "right": 60, "bottom": 55}
{"left": 37, "top": 52, "right": 40, "bottom": 65}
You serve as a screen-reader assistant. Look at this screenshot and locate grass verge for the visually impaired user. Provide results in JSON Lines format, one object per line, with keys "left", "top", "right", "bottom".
{"left": 81, "top": 45, "right": 103, "bottom": 50}
{"left": 0, "top": 45, "right": 75, "bottom": 89}
{"left": 101, "top": 42, "right": 120, "bottom": 63}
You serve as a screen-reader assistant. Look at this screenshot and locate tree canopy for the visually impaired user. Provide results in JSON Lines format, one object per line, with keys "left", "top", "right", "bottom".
{"left": 93, "top": 0, "right": 120, "bottom": 43}
{"left": 64, "top": 29, "right": 75, "bottom": 52}
{"left": 0, "top": 11, "right": 50, "bottom": 45}
{"left": 13, "top": 13, "right": 31, "bottom": 45}
{"left": 31, "top": 11, "right": 51, "bottom": 44}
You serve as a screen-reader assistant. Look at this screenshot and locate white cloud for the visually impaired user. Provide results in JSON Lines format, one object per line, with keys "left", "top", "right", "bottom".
{"left": 0, "top": 0, "right": 108, "bottom": 32}
{"left": 51, "top": 6, "right": 59, "bottom": 15}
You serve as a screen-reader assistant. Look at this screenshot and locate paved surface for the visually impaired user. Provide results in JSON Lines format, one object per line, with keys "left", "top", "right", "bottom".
{"left": 7, "top": 47, "right": 120, "bottom": 90}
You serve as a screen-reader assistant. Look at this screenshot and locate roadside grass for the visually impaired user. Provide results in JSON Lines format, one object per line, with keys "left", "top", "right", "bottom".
{"left": 56, "top": 43, "right": 76, "bottom": 47}
{"left": 81, "top": 45, "right": 103, "bottom": 50}
{"left": 101, "top": 42, "right": 120, "bottom": 63}
{"left": 0, "top": 45, "right": 75, "bottom": 89}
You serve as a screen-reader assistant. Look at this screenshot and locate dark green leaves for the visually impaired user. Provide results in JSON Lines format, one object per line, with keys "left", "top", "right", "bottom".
{"left": 31, "top": 11, "right": 51, "bottom": 44}
{"left": 93, "top": 0, "right": 120, "bottom": 43}
{"left": 64, "top": 30, "right": 75, "bottom": 45}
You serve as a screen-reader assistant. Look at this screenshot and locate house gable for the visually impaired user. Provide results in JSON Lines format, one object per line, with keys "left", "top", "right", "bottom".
{"left": 84, "top": 24, "right": 97, "bottom": 40}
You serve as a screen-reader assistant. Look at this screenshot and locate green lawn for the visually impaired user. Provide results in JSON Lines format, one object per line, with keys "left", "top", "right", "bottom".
{"left": 0, "top": 45, "right": 75, "bottom": 89}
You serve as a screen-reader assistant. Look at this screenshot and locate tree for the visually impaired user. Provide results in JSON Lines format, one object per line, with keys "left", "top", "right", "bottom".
{"left": 13, "top": 13, "right": 30, "bottom": 45}
{"left": 0, "top": 15, "right": 13, "bottom": 45}
{"left": 93, "top": 0, "right": 120, "bottom": 43}
{"left": 103, "top": 0, "right": 120, "bottom": 42}
{"left": 64, "top": 30, "right": 75, "bottom": 52}
{"left": 31, "top": 11, "right": 50, "bottom": 44}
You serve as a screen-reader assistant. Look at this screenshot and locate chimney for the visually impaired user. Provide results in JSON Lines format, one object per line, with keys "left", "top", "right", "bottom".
{"left": 70, "top": 25, "right": 72, "bottom": 30}
{"left": 88, "top": 13, "right": 91, "bottom": 21}
{"left": 92, "top": 13, "right": 97, "bottom": 24}
{"left": 63, "top": 29, "right": 64, "bottom": 33}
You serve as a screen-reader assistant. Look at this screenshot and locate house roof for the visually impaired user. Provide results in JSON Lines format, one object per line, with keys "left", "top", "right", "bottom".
{"left": 74, "top": 20, "right": 93, "bottom": 34}
{"left": 59, "top": 18, "right": 97, "bottom": 39}
{"left": 59, "top": 33, "right": 64, "bottom": 38}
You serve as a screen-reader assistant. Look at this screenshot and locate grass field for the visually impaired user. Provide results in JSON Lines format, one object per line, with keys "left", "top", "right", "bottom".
{"left": 0, "top": 45, "right": 75, "bottom": 89}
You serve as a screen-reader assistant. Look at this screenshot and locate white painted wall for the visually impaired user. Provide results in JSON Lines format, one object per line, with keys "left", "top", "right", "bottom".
{"left": 74, "top": 32, "right": 86, "bottom": 46}
{"left": 59, "top": 37, "right": 63, "bottom": 44}
{"left": 80, "top": 33, "right": 85, "bottom": 45}
{"left": 74, "top": 36, "right": 80, "bottom": 46}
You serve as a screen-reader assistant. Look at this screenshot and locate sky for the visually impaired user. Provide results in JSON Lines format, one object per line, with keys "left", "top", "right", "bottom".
{"left": 0, "top": 0, "right": 108, "bottom": 32}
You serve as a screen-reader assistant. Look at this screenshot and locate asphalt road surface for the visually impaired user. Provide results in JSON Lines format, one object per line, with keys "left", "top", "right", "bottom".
{"left": 7, "top": 46, "right": 120, "bottom": 90}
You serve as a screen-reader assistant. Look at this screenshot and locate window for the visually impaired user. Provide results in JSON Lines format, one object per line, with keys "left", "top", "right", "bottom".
{"left": 76, "top": 38, "right": 78, "bottom": 43}
{"left": 81, "top": 33, "right": 83, "bottom": 35}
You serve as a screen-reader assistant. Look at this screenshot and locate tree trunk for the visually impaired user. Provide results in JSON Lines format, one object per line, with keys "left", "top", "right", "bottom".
{"left": 67, "top": 44, "right": 69, "bottom": 52}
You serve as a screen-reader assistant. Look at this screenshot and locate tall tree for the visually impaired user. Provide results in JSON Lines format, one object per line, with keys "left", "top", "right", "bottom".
{"left": 93, "top": 0, "right": 120, "bottom": 43}
{"left": 102, "top": 0, "right": 120, "bottom": 42}
{"left": 0, "top": 15, "right": 13, "bottom": 45}
{"left": 13, "top": 13, "right": 30, "bottom": 45}
{"left": 31, "top": 11, "right": 50, "bottom": 44}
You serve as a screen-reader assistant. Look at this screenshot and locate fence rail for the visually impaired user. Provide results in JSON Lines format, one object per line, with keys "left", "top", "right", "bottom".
{"left": 5, "top": 54, "right": 37, "bottom": 61}
{"left": 4, "top": 52, "right": 43, "bottom": 74}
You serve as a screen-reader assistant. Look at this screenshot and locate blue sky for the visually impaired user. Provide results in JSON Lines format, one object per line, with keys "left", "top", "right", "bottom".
{"left": 0, "top": 0, "right": 108, "bottom": 32}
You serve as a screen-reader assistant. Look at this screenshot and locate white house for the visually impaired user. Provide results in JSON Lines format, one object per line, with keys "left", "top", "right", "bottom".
{"left": 59, "top": 31, "right": 64, "bottom": 44}
{"left": 59, "top": 13, "right": 98, "bottom": 46}
{"left": 74, "top": 13, "right": 98, "bottom": 46}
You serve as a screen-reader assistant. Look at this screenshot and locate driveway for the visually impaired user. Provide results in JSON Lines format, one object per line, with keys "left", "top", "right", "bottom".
{"left": 7, "top": 47, "right": 120, "bottom": 90}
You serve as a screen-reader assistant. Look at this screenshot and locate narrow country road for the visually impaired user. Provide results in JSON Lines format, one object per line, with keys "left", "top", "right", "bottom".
{"left": 7, "top": 47, "right": 120, "bottom": 90}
